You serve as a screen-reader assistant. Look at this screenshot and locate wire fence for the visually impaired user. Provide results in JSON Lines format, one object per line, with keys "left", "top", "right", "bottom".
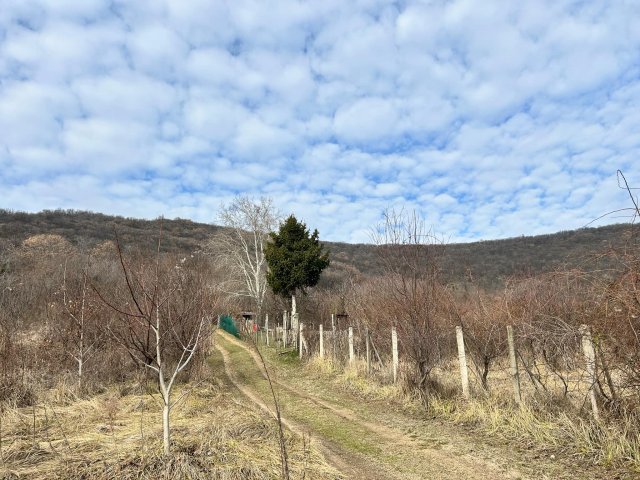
{"left": 253, "top": 313, "right": 632, "bottom": 421}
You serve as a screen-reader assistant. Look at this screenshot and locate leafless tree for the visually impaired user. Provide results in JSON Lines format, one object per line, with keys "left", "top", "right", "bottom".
{"left": 57, "top": 256, "right": 106, "bottom": 392}
{"left": 96, "top": 226, "right": 212, "bottom": 455}
{"left": 455, "top": 288, "right": 508, "bottom": 392}
{"left": 370, "top": 208, "right": 450, "bottom": 399}
{"left": 206, "top": 196, "right": 280, "bottom": 321}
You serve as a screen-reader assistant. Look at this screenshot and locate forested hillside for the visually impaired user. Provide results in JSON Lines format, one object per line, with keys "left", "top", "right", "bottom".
{"left": 329, "top": 223, "right": 639, "bottom": 287}
{"left": 0, "top": 209, "right": 224, "bottom": 253}
{"left": 1, "top": 208, "right": 637, "bottom": 287}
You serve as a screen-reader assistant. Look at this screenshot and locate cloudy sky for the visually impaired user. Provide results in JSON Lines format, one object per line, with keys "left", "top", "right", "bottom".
{"left": 1, "top": 1, "right": 639, "bottom": 243}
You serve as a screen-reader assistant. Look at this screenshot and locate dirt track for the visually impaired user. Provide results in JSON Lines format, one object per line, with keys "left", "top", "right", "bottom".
{"left": 216, "top": 341, "right": 387, "bottom": 480}
{"left": 215, "top": 331, "right": 526, "bottom": 480}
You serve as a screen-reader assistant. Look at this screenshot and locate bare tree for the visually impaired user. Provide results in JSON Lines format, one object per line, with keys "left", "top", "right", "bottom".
{"left": 454, "top": 287, "right": 508, "bottom": 392}
{"left": 207, "top": 196, "right": 280, "bottom": 321}
{"left": 97, "top": 226, "right": 211, "bottom": 455}
{"left": 57, "top": 256, "right": 106, "bottom": 392}
{"left": 370, "top": 208, "right": 450, "bottom": 399}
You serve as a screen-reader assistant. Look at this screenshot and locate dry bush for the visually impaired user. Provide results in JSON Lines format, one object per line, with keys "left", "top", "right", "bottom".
{"left": 18, "top": 234, "right": 75, "bottom": 260}
{"left": 454, "top": 287, "right": 509, "bottom": 391}
{"left": 347, "top": 208, "right": 455, "bottom": 399}
{"left": 592, "top": 245, "right": 640, "bottom": 411}
{"left": 498, "top": 271, "right": 593, "bottom": 399}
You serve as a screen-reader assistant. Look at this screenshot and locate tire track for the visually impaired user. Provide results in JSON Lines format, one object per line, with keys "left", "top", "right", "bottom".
{"left": 215, "top": 336, "right": 398, "bottom": 480}
{"left": 218, "top": 332, "right": 524, "bottom": 480}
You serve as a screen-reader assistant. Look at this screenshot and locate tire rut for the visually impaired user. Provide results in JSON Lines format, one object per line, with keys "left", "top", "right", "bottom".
{"left": 215, "top": 337, "right": 398, "bottom": 480}
{"left": 217, "top": 332, "right": 521, "bottom": 480}
{"left": 225, "top": 336, "right": 526, "bottom": 480}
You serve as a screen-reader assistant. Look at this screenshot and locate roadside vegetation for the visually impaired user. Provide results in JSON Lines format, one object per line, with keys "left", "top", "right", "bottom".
{"left": 0, "top": 347, "right": 338, "bottom": 479}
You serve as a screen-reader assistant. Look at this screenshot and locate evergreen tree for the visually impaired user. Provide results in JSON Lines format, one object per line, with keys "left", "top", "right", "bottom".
{"left": 265, "top": 215, "right": 330, "bottom": 298}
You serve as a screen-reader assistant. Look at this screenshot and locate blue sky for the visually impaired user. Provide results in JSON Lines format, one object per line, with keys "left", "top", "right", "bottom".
{"left": 1, "top": 1, "right": 639, "bottom": 243}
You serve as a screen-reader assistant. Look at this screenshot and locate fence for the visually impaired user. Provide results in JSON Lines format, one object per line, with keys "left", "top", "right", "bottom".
{"left": 254, "top": 312, "right": 610, "bottom": 421}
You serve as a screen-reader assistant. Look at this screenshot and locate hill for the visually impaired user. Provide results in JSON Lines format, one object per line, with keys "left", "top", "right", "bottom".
{"left": 0, "top": 208, "right": 637, "bottom": 288}
{"left": 329, "top": 223, "right": 639, "bottom": 287}
{"left": 0, "top": 209, "right": 224, "bottom": 253}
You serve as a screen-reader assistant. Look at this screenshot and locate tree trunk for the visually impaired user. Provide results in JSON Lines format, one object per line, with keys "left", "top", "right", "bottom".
{"left": 481, "top": 357, "right": 490, "bottom": 391}
{"left": 163, "top": 399, "right": 171, "bottom": 455}
{"left": 77, "top": 356, "right": 83, "bottom": 393}
{"left": 418, "top": 360, "right": 431, "bottom": 402}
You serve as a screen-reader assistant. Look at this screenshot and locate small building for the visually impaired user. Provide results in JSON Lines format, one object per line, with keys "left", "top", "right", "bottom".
{"left": 241, "top": 311, "right": 256, "bottom": 333}
{"left": 335, "top": 312, "right": 349, "bottom": 329}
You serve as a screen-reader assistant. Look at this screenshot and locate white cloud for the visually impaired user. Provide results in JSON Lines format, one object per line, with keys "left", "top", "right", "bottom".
{"left": 333, "top": 97, "right": 399, "bottom": 145}
{"left": 0, "top": 0, "right": 638, "bottom": 243}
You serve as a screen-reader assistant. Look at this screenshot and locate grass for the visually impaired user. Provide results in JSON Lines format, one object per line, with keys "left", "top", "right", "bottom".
{"left": 0, "top": 348, "right": 341, "bottom": 479}
{"left": 219, "top": 334, "right": 521, "bottom": 479}
{"left": 7, "top": 331, "right": 637, "bottom": 479}
{"left": 220, "top": 338, "right": 383, "bottom": 457}
{"left": 428, "top": 395, "right": 640, "bottom": 473}
{"left": 276, "top": 348, "right": 640, "bottom": 477}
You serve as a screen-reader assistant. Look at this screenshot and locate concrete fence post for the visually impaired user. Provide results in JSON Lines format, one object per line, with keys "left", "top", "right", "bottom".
{"left": 319, "top": 324, "right": 324, "bottom": 358}
{"left": 456, "top": 326, "right": 470, "bottom": 399}
{"left": 283, "top": 311, "right": 288, "bottom": 349}
{"left": 366, "top": 327, "right": 371, "bottom": 375}
{"left": 507, "top": 325, "right": 521, "bottom": 404}
{"left": 299, "top": 322, "right": 304, "bottom": 359}
{"left": 293, "top": 313, "right": 300, "bottom": 349}
{"left": 580, "top": 324, "right": 600, "bottom": 421}
{"left": 392, "top": 326, "right": 398, "bottom": 384}
{"left": 348, "top": 326, "right": 354, "bottom": 364}
{"left": 291, "top": 295, "right": 298, "bottom": 349}
{"left": 265, "top": 314, "right": 270, "bottom": 347}
{"left": 331, "top": 314, "right": 336, "bottom": 360}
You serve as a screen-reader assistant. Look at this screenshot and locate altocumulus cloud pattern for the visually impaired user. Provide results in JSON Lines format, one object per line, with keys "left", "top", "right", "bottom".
{"left": 0, "top": 0, "right": 639, "bottom": 242}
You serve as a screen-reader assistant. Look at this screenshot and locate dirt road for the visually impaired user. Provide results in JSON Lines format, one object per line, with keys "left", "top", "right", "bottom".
{"left": 215, "top": 331, "right": 526, "bottom": 480}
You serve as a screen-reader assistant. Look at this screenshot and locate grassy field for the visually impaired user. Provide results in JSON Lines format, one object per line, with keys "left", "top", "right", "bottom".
{"left": 218, "top": 333, "right": 529, "bottom": 479}
{"left": 0, "top": 347, "right": 339, "bottom": 480}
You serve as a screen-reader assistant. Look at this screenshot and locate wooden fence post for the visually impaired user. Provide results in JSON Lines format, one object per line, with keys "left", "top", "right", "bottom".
{"left": 319, "top": 324, "right": 324, "bottom": 358}
{"left": 456, "top": 326, "right": 470, "bottom": 399}
{"left": 366, "top": 327, "right": 371, "bottom": 375}
{"left": 580, "top": 324, "right": 599, "bottom": 421}
{"left": 392, "top": 326, "right": 398, "bottom": 384}
{"left": 507, "top": 325, "right": 521, "bottom": 404}
{"left": 348, "top": 326, "right": 354, "bottom": 364}
{"left": 265, "top": 315, "right": 269, "bottom": 347}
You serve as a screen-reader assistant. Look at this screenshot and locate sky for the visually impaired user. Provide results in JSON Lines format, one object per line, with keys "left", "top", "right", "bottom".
{"left": 1, "top": 1, "right": 639, "bottom": 243}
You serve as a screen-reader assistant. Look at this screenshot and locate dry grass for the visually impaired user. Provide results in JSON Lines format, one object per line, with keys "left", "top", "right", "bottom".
{"left": 305, "top": 356, "right": 408, "bottom": 404}
{"left": 301, "top": 353, "right": 640, "bottom": 475}
{"left": 0, "top": 353, "right": 340, "bottom": 480}
{"left": 428, "top": 395, "right": 640, "bottom": 472}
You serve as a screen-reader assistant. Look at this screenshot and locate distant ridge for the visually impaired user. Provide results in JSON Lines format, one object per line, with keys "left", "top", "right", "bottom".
{"left": 0, "top": 209, "right": 224, "bottom": 253}
{"left": 1, "top": 209, "right": 637, "bottom": 289}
